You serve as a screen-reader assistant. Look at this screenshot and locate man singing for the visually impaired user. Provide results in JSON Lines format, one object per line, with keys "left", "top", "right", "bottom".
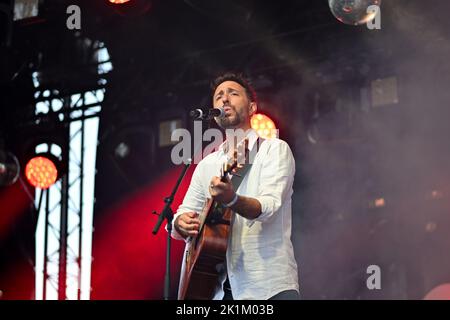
{"left": 170, "top": 72, "right": 299, "bottom": 300}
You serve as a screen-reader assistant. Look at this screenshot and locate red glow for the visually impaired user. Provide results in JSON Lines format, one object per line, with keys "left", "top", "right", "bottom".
{"left": 0, "top": 179, "right": 35, "bottom": 300}
{"left": 0, "top": 261, "right": 35, "bottom": 300}
{"left": 91, "top": 165, "right": 196, "bottom": 299}
{"left": 108, "top": 0, "right": 131, "bottom": 3}
{"left": 0, "top": 182, "right": 31, "bottom": 243}
{"left": 424, "top": 284, "right": 450, "bottom": 300}
{"left": 109, "top": 0, "right": 153, "bottom": 17}
{"left": 25, "top": 156, "right": 58, "bottom": 189}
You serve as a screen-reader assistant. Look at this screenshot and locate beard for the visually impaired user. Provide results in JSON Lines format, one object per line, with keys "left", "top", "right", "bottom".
{"left": 216, "top": 115, "right": 240, "bottom": 129}
{"left": 215, "top": 110, "right": 243, "bottom": 129}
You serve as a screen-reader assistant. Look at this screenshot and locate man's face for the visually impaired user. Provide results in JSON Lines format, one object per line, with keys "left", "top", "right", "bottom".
{"left": 212, "top": 81, "right": 256, "bottom": 129}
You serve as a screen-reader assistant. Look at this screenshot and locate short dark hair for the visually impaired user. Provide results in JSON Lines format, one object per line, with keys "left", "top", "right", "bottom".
{"left": 210, "top": 72, "right": 257, "bottom": 102}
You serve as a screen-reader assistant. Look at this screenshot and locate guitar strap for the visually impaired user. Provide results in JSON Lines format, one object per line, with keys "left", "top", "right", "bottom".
{"left": 229, "top": 137, "right": 264, "bottom": 192}
{"left": 221, "top": 137, "right": 264, "bottom": 295}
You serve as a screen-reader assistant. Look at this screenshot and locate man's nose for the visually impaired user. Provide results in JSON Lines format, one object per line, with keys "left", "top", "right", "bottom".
{"left": 221, "top": 94, "right": 229, "bottom": 105}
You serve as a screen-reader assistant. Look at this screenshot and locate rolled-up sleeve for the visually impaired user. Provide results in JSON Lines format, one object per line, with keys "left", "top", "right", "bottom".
{"left": 253, "top": 140, "right": 295, "bottom": 223}
{"left": 167, "top": 163, "right": 206, "bottom": 241}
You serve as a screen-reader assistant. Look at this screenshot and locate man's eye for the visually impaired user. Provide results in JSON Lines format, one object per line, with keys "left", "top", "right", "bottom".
{"left": 215, "top": 96, "right": 222, "bottom": 100}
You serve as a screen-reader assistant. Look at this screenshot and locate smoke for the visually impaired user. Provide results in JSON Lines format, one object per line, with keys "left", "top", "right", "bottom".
{"left": 289, "top": 0, "right": 450, "bottom": 299}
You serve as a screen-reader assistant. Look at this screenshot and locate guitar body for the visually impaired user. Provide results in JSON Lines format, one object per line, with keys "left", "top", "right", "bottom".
{"left": 178, "top": 198, "right": 233, "bottom": 300}
{"left": 178, "top": 137, "right": 252, "bottom": 300}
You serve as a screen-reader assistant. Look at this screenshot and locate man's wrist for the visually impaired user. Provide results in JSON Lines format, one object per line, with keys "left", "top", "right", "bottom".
{"left": 224, "top": 193, "right": 239, "bottom": 208}
{"left": 173, "top": 216, "right": 183, "bottom": 234}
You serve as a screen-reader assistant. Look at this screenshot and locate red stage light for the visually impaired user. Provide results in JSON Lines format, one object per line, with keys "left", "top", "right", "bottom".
{"left": 108, "top": 0, "right": 153, "bottom": 17}
{"left": 108, "top": 0, "right": 131, "bottom": 4}
{"left": 25, "top": 156, "right": 58, "bottom": 189}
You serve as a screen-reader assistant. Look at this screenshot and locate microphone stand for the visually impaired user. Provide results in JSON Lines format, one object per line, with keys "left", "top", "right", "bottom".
{"left": 152, "top": 159, "right": 191, "bottom": 300}
{"left": 152, "top": 116, "right": 213, "bottom": 300}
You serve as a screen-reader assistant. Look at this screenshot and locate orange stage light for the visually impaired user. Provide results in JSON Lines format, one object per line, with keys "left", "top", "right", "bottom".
{"left": 251, "top": 113, "right": 278, "bottom": 139}
{"left": 25, "top": 156, "right": 58, "bottom": 189}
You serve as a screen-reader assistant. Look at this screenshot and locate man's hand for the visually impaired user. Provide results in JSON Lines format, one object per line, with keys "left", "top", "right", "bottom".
{"left": 209, "top": 176, "right": 236, "bottom": 205}
{"left": 174, "top": 212, "right": 200, "bottom": 238}
{"left": 210, "top": 176, "right": 263, "bottom": 220}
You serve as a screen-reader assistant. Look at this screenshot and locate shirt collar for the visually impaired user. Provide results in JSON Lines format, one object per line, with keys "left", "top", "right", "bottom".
{"left": 219, "top": 128, "right": 259, "bottom": 155}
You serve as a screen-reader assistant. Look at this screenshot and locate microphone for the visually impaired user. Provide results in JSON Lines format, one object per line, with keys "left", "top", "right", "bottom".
{"left": 189, "top": 109, "right": 204, "bottom": 119}
{"left": 190, "top": 107, "right": 225, "bottom": 120}
{"left": 208, "top": 107, "right": 225, "bottom": 118}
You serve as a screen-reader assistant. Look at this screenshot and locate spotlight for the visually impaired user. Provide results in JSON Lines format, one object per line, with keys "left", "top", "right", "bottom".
{"left": 108, "top": 0, "right": 131, "bottom": 3}
{"left": 13, "top": 0, "right": 39, "bottom": 21}
{"left": 251, "top": 113, "right": 278, "bottom": 139}
{"left": 114, "top": 142, "right": 130, "bottom": 159}
{"left": 368, "top": 197, "right": 386, "bottom": 209}
{"left": 25, "top": 153, "right": 62, "bottom": 189}
{"left": 0, "top": 150, "right": 20, "bottom": 187}
{"left": 424, "top": 284, "right": 450, "bottom": 300}
{"left": 108, "top": 0, "right": 153, "bottom": 17}
{"left": 159, "top": 119, "right": 183, "bottom": 147}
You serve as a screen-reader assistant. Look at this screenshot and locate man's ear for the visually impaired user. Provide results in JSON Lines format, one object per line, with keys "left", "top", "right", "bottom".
{"left": 249, "top": 102, "right": 257, "bottom": 116}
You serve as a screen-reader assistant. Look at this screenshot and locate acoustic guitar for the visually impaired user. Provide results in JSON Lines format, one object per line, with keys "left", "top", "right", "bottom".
{"left": 178, "top": 139, "right": 249, "bottom": 300}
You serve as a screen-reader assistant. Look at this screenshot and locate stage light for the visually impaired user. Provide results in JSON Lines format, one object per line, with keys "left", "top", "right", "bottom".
{"left": 368, "top": 197, "right": 386, "bottom": 209}
{"left": 13, "top": 0, "right": 39, "bottom": 21}
{"left": 0, "top": 151, "right": 20, "bottom": 187}
{"left": 108, "top": 0, "right": 152, "bottom": 17}
{"left": 424, "top": 284, "right": 450, "bottom": 300}
{"left": 159, "top": 119, "right": 183, "bottom": 147}
{"left": 371, "top": 76, "right": 399, "bottom": 107}
{"left": 25, "top": 154, "right": 60, "bottom": 189}
{"left": 429, "top": 190, "right": 444, "bottom": 200}
{"left": 374, "top": 198, "right": 385, "bottom": 208}
{"left": 108, "top": 0, "right": 131, "bottom": 3}
{"left": 114, "top": 142, "right": 130, "bottom": 159}
{"left": 251, "top": 113, "right": 278, "bottom": 139}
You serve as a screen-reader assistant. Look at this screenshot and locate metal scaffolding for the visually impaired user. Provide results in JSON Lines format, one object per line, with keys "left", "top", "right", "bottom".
{"left": 34, "top": 88, "right": 104, "bottom": 300}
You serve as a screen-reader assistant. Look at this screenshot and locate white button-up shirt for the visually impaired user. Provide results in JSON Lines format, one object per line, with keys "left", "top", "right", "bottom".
{"left": 170, "top": 129, "right": 299, "bottom": 300}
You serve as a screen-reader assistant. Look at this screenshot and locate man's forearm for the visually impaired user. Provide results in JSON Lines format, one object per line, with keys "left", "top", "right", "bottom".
{"left": 229, "top": 195, "right": 262, "bottom": 220}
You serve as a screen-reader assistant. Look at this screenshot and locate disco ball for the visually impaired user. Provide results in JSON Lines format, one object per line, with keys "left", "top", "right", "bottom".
{"left": 0, "top": 151, "right": 20, "bottom": 187}
{"left": 328, "top": 0, "right": 381, "bottom": 26}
